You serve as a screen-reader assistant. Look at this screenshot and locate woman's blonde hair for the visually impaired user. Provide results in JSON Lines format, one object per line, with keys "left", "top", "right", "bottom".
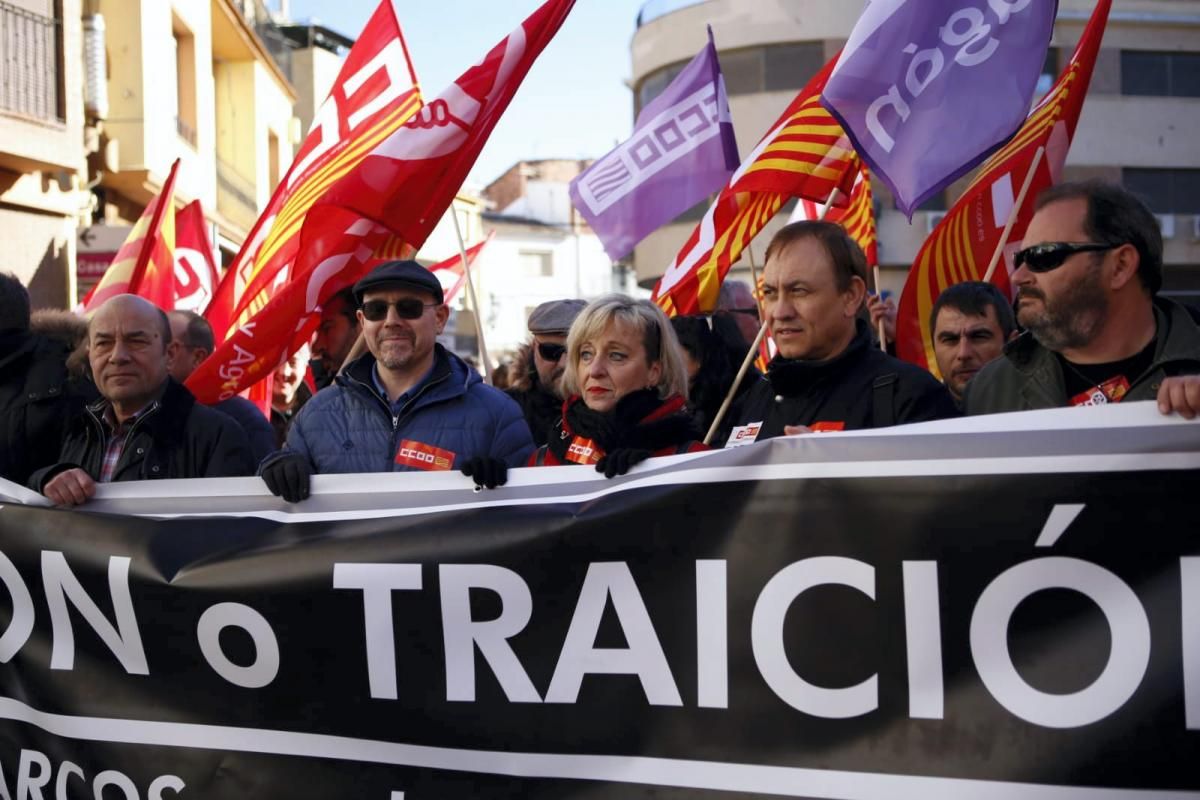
{"left": 562, "top": 294, "right": 689, "bottom": 402}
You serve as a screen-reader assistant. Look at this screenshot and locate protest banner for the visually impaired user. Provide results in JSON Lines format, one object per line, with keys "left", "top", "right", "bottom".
{"left": 1, "top": 404, "right": 1197, "bottom": 798}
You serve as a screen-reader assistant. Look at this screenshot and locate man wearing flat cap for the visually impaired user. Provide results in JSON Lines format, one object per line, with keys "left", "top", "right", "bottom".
{"left": 258, "top": 260, "right": 535, "bottom": 501}
{"left": 505, "top": 298, "right": 586, "bottom": 447}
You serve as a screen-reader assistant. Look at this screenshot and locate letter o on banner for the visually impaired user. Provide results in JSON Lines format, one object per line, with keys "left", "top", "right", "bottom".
{"left": 970, "top": 557, "right": 1150, "bottom": 728}
{"left": 197, "top": 603, "right": 280, "bottom": 688}
{"left": 93, "top": 770, "right": 139, "bottom": 800}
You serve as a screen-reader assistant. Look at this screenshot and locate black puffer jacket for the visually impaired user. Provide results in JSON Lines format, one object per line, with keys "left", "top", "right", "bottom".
{"left": 0, "top": 331, "right": 77, "bottom": 485}
{"left": 732, "top": 319, "right": 959, "bottom": 442}
{"left": 504, "top": 345, "right": 562, "bottom": 448}
{"left": 29, "top": 378, "right": 254, "bottom": 490}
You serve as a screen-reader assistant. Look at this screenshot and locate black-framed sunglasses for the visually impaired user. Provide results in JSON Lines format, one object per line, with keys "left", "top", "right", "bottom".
{"left": 1014, "top": 242, "right": 1121, "bottom": 273}
{"left": 360, "top": 298, "right": 439, "bottom": 322}
{"left": 536, "top": 342, "right": 567, "bottom": 362}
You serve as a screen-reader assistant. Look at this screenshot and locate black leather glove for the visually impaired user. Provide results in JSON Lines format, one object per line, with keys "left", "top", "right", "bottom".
{"left": 461, "top": 456, "right": 508, "bottom": 490}
{"left": 595, "top": 448, "right": 651, "bottom": 479}
{"left": 260, "top": 453, "right": 312, "bottom": 503}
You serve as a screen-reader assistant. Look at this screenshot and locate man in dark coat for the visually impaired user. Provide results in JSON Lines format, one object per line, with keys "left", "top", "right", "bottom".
{"left": 29, "top": 295, "right": 253, "bottom": 506}
{"left": 0, "top": 273, "right": 79, "bottom": 485}
{"left": 505, "top": 298, "right": 586, "bottom": 447}
{"left": 966, "top": 181, "right": 1200, "bottom": 417}
{"left": 727, "top": 222, "right": 958, "bottom": 445}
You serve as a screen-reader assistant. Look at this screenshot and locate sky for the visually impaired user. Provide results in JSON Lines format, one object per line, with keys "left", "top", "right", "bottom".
{"left": 286, "top": 0, "right": 650, "bottom": 188}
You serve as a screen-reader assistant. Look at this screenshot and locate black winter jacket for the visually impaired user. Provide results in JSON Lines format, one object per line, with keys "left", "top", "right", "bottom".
{"left": 730, "top": 319, "right": 959, "bottom": 443}
{"left": 29, "top": 378, "right": 254, "bottom": 490}
{"left": 0, "top": 331, "right": 79, "bottom": 485}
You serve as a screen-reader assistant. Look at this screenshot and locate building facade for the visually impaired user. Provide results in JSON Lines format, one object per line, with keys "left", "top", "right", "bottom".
{"left": 630, "top": 0, "right": 1200, "bottom": 302}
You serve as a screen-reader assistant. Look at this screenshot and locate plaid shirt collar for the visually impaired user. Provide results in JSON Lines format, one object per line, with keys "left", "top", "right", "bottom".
{"left": 97, "top": 401, "right": 155, "bottom": 483}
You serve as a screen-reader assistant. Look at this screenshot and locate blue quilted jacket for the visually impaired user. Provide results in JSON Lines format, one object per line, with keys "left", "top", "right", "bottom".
{"left": 267, "top": 346, "right": 534, "bottom": 474}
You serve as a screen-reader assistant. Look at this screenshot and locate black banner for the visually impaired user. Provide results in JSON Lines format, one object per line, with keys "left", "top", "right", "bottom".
{"left": 0, "top": 405, "right": 1197, "bottom": 799}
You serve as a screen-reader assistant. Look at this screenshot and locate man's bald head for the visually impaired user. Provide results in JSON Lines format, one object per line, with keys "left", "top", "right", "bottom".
{"left": 87, "top": 295, "right": 176, "bottom": 418}
{"left": 89, "top": 295, "right": 172, "bottom": 351}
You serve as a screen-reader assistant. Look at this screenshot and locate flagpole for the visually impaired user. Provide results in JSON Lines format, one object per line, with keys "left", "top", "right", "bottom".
{"left": 704, "top": 318, "right": 770, "bottom": 446}
{"left": 450, "top": 208, "right": 494, "bottom": 384}
{"left": 746, "top": 245, "right": 765, "bottom": 321}
{"left": 873, "top": 265, "right": 887, "bottom": 352}
{"left": 983, "top": 146, "right": 1045, "bottom": 284}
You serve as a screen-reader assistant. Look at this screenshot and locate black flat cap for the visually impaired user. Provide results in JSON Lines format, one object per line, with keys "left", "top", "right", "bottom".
{"left": 353, "top": 260, "right": 444, "bottom": 305}
{"left": 527, "top": 298, "right": 586, "bottom": 335}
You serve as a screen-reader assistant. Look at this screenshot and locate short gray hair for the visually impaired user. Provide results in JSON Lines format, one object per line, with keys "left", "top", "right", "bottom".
{"left": 562, "top": 294, "right": 689, "bottom": 402}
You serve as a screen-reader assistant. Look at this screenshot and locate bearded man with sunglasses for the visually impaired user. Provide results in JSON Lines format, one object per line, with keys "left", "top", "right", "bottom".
{"left": 965, "top": 181, "right": 1200, "bottom": 417}
{"left": 505, "top": 299, "right": 586, "bottom": 447}
{"left": 259, "top": 261, "right": 535, "bottom": 502}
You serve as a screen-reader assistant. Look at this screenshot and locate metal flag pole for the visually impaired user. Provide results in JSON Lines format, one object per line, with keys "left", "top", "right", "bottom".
{"left": 983, "top": 146, "right": 1046, "bottom": 284}
{"left": 450, "top": 209, "right": 494, "bottom": 385}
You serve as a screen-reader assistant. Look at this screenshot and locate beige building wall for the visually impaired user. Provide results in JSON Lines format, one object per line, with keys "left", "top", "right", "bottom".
{"left": 0, "top": 0, "right": 87, "bottom": 308}
{"left": 630, "top": 0, "right": 1200, "bottom": 298}
{"left": 290, "top": 44, "right": 342, "bottom": 135}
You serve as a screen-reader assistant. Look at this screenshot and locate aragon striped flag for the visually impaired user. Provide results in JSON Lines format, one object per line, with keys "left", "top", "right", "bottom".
{"left": 788, "top": 158, "right": 878, "bottom": 266}
{"left": 83, "top": 158, "right": 180, "bottom": 313}
{"left": 202, "top": 0, "right": 422, "bottom": 344}
{"left": 894, "top": 0, "right": 1111, "bottom": 375}
{"left": 652, "top": 54, "right": 857, "bottom": 317}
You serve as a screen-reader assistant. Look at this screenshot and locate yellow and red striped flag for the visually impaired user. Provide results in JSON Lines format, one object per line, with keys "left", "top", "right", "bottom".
{"left": 83, "top": 159, "right": 180, "bottom": 312}
{"left": 652, "top": 54, "right": 857, "bottom": 317}
{"left": 895, "top": 0, "right": 1111, "bottom": 376}
{"left": 788, "top": 158, "right": 877, "bottom": 266}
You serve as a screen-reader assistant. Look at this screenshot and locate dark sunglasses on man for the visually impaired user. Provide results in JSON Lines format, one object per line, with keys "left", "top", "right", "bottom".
{"left": 536, "top": 342, "right": 567, "bottom": 362}
{"left": 360, "top": 298, "right": 439, "bottom": 322}
{"left": 1013, "top": 242, "right": 1122, "bottom": 273}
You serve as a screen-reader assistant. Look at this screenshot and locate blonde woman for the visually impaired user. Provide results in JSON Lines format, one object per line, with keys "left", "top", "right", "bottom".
{"left": 529, "top": 294, "right": 707, "bottom": 476}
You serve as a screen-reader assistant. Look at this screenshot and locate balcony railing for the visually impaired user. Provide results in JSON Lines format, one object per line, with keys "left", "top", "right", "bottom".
{"left": 0, "top": 0, "right": 62, "bottom": 121}
{"left": 233, "top": 0, "right": 297, "bottom": 84}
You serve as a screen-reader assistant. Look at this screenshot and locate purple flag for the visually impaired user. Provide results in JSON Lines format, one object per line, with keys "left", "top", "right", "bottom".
{"left": 570, "top": 27, "right": 739, "bottom": 261}
{"left": 821, "top": 0, "right": 1056, "bottom": 218}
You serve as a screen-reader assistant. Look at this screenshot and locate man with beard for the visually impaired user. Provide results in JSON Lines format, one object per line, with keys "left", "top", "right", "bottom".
{"left": 258, "top": 261, "right": 534, "bottom": 502}
{"left": 310, "top": 287, "right": 360, "bottom": 389}
{"left": 505, "top": 298, "right": 585, "bottom": 446}
{"left": 929, "top": 281, "right": 1016, "bottom": 406}
{"left": 966, "top": 181, "right": 1200, "bottom": 416}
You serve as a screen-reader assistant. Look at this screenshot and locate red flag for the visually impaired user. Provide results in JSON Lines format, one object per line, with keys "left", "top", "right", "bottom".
{"left": 420, "top": 232, "right": 495, "bottom": 305}
{"left": 174, "top": 200, "right": 220, "bottom": 313}
{"left": 315, "top": 0, "right": 576, "bottom": 250}
{"left": 895, "top": 0, "right": 1111, "bottom": 375}
{"left": 203, "top": 0, "right": 421, "bottom": 343}
{"left": 651, "top": 55, "right": 856, "bottom": 317}
{"left": 187, "top": 209, "right": 392, "bottom": 403}
{"left": 84, "top": 159, "right": 180, "bottom": 312}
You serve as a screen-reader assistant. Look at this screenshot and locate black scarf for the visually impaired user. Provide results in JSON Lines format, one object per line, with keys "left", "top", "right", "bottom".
{"left": 559, "top": 389, "right": 699, "bottom": 453}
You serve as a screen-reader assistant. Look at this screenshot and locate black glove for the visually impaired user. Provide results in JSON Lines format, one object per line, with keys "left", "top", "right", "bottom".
{"left": 260, "top": 453, "right": 312, "bottom": 503}
{"left": 595, "top": 448, "right": 651, "bottom": 479}
{"left": 461, "top": 456, "right": 508, "bottom": 490}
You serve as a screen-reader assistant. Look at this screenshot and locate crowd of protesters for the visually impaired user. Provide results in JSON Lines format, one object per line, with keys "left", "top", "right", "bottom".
{"left": 2, "top": 180, "right": 1198, "bottom": 507}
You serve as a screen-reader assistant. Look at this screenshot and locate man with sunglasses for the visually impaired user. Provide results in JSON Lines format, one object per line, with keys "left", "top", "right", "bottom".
{"left": 965, "top": 181, "right": 1200, "bottom": 417}
{"left": 259, "top": 260, "right": 535, "bottom": 502}
{"left": 505, "top": 298, "right": 586, "bottom": 447}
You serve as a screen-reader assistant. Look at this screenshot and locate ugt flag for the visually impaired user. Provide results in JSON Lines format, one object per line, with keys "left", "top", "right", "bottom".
{"left": 821, "top": 0, "right": 1057, "bottom": 217}
{"left": 569, "top": 26, "right": 738, "bottom": 261}
{"left": 173, "top": 200, "right": 220, "bottom": 313}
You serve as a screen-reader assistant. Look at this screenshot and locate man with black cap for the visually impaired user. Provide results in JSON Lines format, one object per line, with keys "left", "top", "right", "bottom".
{"left": 505, "top": 298, "right": 586, "bottom": 447}
{"left": 258, "top": 260, "right": 535, "bottom": 501}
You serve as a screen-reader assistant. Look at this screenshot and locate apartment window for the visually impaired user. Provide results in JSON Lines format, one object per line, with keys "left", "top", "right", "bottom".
{"left": 172, "top": 17, "right": 198, "bottom": 147}
{"left": 1123, "top": 168, "right": 1200, "bottom": 214}
{"left": 1120, "top": 51, "right": 1200, "bottom": 98}
{"left": 635, "top": 42, "right": 825, "bottom": 115}
{"left": 267, "top": 130, "right": 280, "bottom": 191}
{"left": 0, "top": 0, "right": 64, "bottom": 121}
{"left": 518, "top": 250, "right": 554, "bottom": 278}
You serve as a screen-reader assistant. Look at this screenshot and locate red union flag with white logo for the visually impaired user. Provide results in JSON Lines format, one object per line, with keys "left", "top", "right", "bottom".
{"left": 314, "top": 0, "right": 577, "bottom": 250}
{"left": 173, "top": 200, "right": 220, "bottom": 313}
{"left": 202, "top": 0, "right": 421, "bottom": 344}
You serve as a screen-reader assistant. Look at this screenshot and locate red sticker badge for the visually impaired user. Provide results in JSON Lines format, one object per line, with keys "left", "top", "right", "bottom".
{"left": 395, "top": 440, "right": 456, "bottom": 471}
